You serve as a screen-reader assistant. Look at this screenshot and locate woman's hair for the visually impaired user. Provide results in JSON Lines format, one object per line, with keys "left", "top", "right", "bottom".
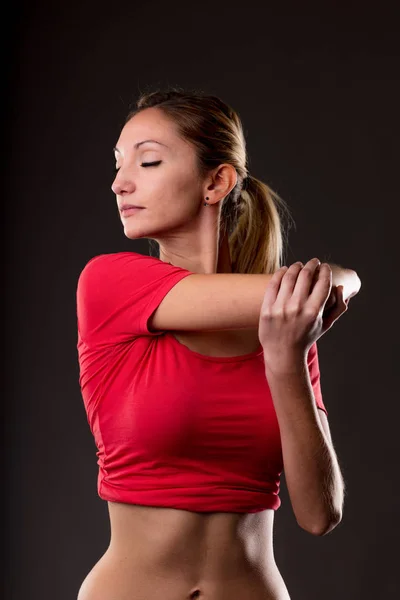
{"left": 124, "top": 86, "right": 295, "bottom": 275}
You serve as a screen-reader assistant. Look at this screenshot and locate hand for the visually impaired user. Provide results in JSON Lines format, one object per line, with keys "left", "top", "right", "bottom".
{"left": 323, "top": 284, "right": 351, "bottom": 316}
{"left": 258, "top": 258, "right": 349, "bottom": 372}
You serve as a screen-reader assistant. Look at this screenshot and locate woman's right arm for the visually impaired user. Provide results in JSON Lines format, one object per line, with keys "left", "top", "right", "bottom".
{"left": 149, "top": 261, "right": 361, "bottom": 333}
{"left": 148, "top": 272, "right": 275, "bottom": 332}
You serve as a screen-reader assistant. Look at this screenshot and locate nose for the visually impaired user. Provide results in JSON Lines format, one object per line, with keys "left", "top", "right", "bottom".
{"left": 111, "top": 169, "right": 135, "bottom": 196}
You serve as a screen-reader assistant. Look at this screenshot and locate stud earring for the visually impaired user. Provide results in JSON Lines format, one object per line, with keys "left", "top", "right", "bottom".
{"left": 204, "top": 196, "right": 209, "bottom": 206}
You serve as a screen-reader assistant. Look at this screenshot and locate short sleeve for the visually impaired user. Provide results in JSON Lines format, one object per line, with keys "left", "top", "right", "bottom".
{"left": 76, "top": 252, "right": 195, "bottom": 346}
{"left": 307, "top": 341, "right": 328, "bottom": 417}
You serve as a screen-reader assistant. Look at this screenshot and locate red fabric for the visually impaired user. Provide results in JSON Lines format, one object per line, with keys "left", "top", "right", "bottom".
{"left": 76, "top": 251, "right": 328, "bottom": 513}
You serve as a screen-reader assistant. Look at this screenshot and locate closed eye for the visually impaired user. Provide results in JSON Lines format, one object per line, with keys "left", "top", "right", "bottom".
{"left": 142, "top": 161, "right": 162, "bottom": 167}
{"left": 113, "top": 161, "right": 162, "bottom": 173}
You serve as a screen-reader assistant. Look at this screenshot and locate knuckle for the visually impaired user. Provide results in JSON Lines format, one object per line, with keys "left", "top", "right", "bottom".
{"left": 287, "top": 303, "right": 302, "bottom": 316}
{"left": 301, "top": 268, "right": 314, "bottom": 278}
{"left": 304, "top": 307, "right": 319, "bottom": 320}
{"left": 273, "top": 307, "right": 284, "bottom": 319}
{"left": 284, "top": 271, "right": 297, "bottom": 280}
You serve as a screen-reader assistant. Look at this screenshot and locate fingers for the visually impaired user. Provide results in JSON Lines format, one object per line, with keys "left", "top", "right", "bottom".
{"left": 261, "top": 265, "right": 290, "bottom": 306}
{"left": 263, "top": 258, "right": 332, "bottom": 310}
{"left": 274, "top": 261, "right": 304, "bottom": 302}
{"left": 336, "top": 285, "right": 349, "bottom": 313}
{"left": 307, "top": 263, "right": 332, "bottom": 310}
{"left": 321, "top": 285, "right": 349, "bottom": 333}
{"left": 277, "top": 258, "right": 325, "bottom": 306}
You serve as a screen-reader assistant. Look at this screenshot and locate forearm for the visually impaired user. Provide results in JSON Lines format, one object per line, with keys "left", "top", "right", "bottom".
{"left": 265, "top": 361, "right": 344, "bottom": 535}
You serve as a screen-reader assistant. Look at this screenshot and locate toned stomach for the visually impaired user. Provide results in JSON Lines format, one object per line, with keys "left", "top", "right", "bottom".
{"left": 77, "top": 502, "right": 291, "bottom": 600}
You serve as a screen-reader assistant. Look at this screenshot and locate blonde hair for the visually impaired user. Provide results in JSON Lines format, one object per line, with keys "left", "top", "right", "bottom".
{"left": 125, "top": 86, "right": 295, "bottom": 275}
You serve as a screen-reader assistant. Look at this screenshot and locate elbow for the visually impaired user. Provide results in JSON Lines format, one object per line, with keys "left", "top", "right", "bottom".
{"left": 299, "top": 511, "right": 343, "bottom": 537}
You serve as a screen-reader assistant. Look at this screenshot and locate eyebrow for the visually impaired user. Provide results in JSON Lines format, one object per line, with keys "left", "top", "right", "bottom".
{"left": 113, "top": 139, "right": 169, "bottom": 154}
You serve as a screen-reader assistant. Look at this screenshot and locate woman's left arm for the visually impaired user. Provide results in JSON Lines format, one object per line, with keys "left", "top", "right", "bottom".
{"left": 261, "top": 261, "right": 362, "bottom": 536}
{"left": 265, "top": 363, "right": 345, "bottom": 537}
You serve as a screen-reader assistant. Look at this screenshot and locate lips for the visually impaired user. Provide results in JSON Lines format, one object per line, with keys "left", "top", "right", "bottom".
{"left": 120, "top": 206, "right": 144, "bottom": 218}
{"left": 119, "top": 204, "right": 143, "bottom": 212}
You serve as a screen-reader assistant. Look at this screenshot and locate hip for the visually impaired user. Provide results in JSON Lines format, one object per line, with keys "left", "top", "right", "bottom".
{"left": 77, "top": 546, "right": 291, "bottom": 600}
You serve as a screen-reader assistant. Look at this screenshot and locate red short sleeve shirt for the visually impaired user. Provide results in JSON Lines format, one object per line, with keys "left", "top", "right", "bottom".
{"left": 76, "top": 252, "right": 328, "bottom": 513}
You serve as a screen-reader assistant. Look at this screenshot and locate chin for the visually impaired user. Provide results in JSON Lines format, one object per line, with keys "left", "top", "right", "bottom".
{"left": 123, "top": 228, "right": 146, "bottom": 240}
{"left": 124, "top": 218, "right": 180, "bottom": 240}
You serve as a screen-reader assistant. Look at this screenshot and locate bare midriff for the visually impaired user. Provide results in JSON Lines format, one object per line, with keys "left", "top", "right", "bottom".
{"left": 78, "top": 329, "right": 290, "bottom": 599}
{"left": 77, "top": 502, "right": 291, "bottom": 600}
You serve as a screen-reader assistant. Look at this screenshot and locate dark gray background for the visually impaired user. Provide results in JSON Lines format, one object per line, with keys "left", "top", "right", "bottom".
{"left": 5, "top": 2, "right": 399, "bottom": 599}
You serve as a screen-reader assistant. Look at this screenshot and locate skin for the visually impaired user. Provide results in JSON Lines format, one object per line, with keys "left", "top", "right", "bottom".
{"left": 78, "top": 108, "right": 360, "bottom": 600}
{"left": 76, "top": 107, "right": 295, "bottom": 600}
{"left": 80, "top": 107, "right": 363, "bottom": 598}
{"left": 112, "top": 107, "right": 237, "bottom": 275}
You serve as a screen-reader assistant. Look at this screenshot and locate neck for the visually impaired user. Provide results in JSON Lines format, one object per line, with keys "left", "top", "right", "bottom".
{"left": 217, "top": 229, "right": 232, "bottom": 273}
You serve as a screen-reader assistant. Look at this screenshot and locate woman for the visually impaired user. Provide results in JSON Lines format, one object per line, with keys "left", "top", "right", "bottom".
{"left": 76, "top": 88, "right": 360, "bottom": 600}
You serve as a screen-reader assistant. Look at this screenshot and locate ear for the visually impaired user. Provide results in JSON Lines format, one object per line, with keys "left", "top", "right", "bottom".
{"left": 205, "top": 163, "right": 237, "bottom": 203}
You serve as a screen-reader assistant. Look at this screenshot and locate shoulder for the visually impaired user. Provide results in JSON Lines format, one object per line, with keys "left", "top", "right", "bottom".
{"left": 79, "top": 251, "right": 145, "bottom": 274}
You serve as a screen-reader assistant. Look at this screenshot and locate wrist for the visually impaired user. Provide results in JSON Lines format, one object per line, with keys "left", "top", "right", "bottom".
{"left": 263, "top": 349, "right": 308, "bottom": 379}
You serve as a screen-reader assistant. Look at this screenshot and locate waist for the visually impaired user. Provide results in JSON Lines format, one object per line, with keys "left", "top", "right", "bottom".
{"left": 107, "top": 501, "right": 276, "bottom": 578}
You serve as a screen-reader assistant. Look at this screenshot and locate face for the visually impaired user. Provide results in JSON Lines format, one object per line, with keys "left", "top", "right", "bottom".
{"left": 112, "top": 107, "right": 204, "bottom": 242}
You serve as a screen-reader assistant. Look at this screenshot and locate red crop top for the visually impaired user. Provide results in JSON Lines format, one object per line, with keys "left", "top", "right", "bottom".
{"left": 76, "top": 251, "right": 328, "bottom": 514}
